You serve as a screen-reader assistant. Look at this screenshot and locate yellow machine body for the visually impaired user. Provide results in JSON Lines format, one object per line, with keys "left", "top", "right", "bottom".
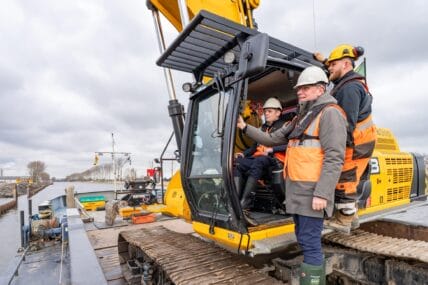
{"left": 149, "top": 0, "right": 259, "bottom": 31}
{"left": 143, "top": 171, "right": 191, "bottom": 222}
{"left": 360, "top": 128, "right": 414, "bottom": 215}
{"left": 192, "top": 221, "right": 295, "bottom": 252}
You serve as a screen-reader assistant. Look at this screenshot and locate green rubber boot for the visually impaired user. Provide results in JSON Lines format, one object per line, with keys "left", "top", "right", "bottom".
{"left": 300, "top": 262, "right": 325, "bottom": 285}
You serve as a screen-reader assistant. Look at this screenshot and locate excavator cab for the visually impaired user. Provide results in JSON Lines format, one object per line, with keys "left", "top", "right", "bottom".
{"left": 157, "top": 11, "right": 323, "bottom": 251}
{"left": 181, "top": 64, "right": 296, "bottom": 231}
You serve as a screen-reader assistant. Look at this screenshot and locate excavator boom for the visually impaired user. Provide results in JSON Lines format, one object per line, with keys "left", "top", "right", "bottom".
{"left": 148, "top": 0, "right": 259, "bottom": 31}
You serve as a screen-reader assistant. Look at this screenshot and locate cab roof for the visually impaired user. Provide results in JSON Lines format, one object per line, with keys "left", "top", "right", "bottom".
{"left": 157, "top": 10, "right": 321, "bottom": 80}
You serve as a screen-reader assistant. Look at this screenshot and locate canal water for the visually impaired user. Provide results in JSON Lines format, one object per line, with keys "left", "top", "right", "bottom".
{"left": 0, "top": 182, "right": 114, "bottom": 271}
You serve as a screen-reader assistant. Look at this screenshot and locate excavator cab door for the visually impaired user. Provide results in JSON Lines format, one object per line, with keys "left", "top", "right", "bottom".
{"left": 180, "top": 83, "right": 247, "bottom": 231}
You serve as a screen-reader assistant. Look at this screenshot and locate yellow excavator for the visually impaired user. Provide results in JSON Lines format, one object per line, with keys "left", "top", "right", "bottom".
{"left": 118, "top": 1, "right": 428, "bottom": 284}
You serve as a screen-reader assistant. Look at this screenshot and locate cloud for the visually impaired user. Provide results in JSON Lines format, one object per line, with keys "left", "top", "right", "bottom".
{"left": 1, "top": 1, "right": 427, "bottom": 177}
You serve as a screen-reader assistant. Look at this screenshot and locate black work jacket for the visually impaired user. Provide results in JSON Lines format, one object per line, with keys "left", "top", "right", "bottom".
{"left": 331, "top": 71, "right": 372, "bottom": 135}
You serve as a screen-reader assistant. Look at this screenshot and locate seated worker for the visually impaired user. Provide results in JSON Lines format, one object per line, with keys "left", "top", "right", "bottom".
{"left": 235, "top": 97, "right": 288, "bottom": 219}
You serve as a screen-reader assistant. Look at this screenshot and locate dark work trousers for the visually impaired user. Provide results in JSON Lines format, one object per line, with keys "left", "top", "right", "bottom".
{"left": 236, "top": 155, "right": 276, "bottom": 180}
{"left": 293, "top": 214, "right": 324, "bottom": 266}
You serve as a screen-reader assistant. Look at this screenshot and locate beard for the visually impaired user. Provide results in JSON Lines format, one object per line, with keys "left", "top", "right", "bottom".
{"left": 329, "top": 71, "right": 339, "bottom": 81}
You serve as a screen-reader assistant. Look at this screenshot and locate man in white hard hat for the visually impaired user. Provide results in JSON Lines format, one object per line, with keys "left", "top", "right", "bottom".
{"left": 237, "top": 66, "right": 347, "bottom": 284}
{"left": 235, "top": 97, "right": 287, "bottom": 225}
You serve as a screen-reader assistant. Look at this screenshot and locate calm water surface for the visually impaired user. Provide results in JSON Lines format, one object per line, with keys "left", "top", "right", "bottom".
{"left": 0, "top": 182, "right": 114, "bottom": 271}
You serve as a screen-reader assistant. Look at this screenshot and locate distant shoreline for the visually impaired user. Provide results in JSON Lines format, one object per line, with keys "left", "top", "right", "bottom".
{"left": 0, "top": 182, "right": 51, "bottom": 198}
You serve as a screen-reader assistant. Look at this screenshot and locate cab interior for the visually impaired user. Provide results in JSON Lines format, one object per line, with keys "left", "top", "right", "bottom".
{"left": 235, "top": 67, "right": 301, "bottom": 225}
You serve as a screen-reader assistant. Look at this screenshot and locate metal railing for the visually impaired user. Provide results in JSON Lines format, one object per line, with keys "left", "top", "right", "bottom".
{"left": 0, "top": 247, "right": 29, "bottom": 285}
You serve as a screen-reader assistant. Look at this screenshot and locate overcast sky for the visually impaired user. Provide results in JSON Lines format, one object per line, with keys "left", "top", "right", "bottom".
{"left": 1, "top": 0, "right": 427, "bottom": 178}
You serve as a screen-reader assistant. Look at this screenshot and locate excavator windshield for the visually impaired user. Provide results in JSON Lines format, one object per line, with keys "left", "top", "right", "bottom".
{"left": 186, "top": 88, "right": 231, "bottom": 215}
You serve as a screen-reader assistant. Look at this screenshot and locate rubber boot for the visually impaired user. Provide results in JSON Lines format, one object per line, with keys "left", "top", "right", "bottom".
{"left": 323, "top": 202, "right": 356, "bottom": 235}
{"left": 240, "top": 176, "right": 258, "bottom": 210}
{"left": 300, "top": 262, "right": 325, "bottom": 285}
{"left": 240, "top": 177, "right": 258, "bottom": 226}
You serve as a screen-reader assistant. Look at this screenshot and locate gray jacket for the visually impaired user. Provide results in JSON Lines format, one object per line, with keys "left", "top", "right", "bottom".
{"left": 245, "top": 93, "right": 347, "bottom": 217}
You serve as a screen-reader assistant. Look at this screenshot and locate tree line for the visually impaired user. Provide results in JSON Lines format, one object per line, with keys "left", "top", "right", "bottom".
{"left": 27, "top": 161, "right": 50, "bottom": 183}
{"left": 26, "top": 159, "right": 137, "bottom": 182}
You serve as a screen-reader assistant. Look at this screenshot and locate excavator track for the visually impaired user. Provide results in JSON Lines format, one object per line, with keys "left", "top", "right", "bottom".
{"left": 117, "top": 223, "right": 428, "bottom": 284}
{"left": 118, "top": 226, "right": 282, "bottom": 285}
{"left": 321, "top": 227, "right": 428, "bottom": 284}
{"left": 323, "top": 229, "right": 428, "bottom": 263}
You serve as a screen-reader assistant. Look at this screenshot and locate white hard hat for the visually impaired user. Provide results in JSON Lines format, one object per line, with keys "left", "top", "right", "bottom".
{"left": 294, "top": 66, "right": 328, "bottom": 89}
{"left": 263, "top": 97, "right": 282, "bottom": 110}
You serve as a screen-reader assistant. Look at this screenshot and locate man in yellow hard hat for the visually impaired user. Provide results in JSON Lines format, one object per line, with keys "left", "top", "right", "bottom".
{"left": 314, "top": 44, "right": 376, "bottom": 234}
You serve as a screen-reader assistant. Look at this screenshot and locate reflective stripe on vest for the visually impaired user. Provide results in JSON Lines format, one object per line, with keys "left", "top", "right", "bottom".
{"left": 352, "top": 114, "right": 376, "bottom": 160}
{"left": 356, "top": 114, "right": 374, "bottom": 132}
{"left": 336, "top": 115, "right": 376, "bottom": 193}
{"left": 285, "top": 105, "right": 345, "bottom": 182}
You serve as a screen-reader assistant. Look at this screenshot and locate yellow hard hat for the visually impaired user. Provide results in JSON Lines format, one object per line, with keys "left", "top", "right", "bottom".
{"left": 326, "top": 44, "right": 364, "bottom": 65}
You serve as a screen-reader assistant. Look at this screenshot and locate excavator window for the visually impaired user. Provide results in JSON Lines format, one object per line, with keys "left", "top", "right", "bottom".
{"left": 187, "top": 88, "right": 232, "bottom": 215}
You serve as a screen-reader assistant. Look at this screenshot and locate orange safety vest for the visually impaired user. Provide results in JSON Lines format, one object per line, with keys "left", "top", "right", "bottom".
{"left": 332, "top": 75, "right": 377, "bottom": 194}
{"left": 253, "top": 144, "right": 286, "bottom": 163}
{"left": 252, "top": 127, "right": 286, "bottom": 163}
{"left": 285, "top": 104, "right": 346, "bottom": 182}
{"left": 336, "top": 114, "right": 376, "bottom": 193}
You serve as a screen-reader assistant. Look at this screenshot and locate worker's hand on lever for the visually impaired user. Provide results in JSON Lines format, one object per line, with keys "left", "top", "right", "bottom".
{"left": 237, "top": 115, "right": 246, "bottom": 130}
{"left": 312, "top": 196, "right": 327, "bottom": 211}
